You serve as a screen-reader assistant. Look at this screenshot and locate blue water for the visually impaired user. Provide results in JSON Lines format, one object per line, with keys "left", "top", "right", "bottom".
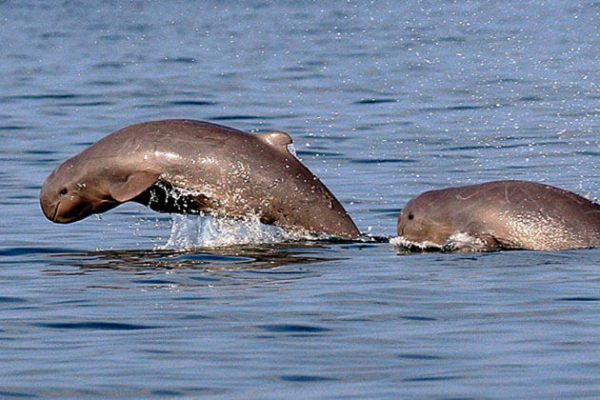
{"left": 2, "top": 1, "right": 600, "bottom": 398}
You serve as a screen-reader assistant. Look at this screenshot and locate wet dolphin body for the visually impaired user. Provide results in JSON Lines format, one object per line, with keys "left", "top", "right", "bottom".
{"left": 40, "top": 119, "right": 360, "bottom": 239}
{"left": 397, "top": 180, "right": 600, "bottom": 251}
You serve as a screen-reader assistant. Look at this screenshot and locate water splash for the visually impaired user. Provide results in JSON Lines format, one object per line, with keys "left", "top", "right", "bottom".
{"left": 163, "top": 214, "right": 304, "bottom": 249}
{"left": 287, "top": 143, "right": 298, "bottom": 157}
{"left": 441, "top": 232, "right": 490, "bottom": 252}
{"left": 389, "top": 236, "right": 442, "bottom": 252}
{"left": 390, "top": 232, "right": 489, "bottom": 253}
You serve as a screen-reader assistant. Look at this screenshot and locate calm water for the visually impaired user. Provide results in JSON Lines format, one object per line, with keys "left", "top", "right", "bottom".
{"left": 2, "top": 1, "right": 600, "bottom": 398}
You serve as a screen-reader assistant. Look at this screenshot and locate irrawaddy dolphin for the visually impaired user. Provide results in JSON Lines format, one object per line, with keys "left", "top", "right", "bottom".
{"left": 40, "top": 119, "right": 360, "bottom": 239}
{"left": 397, "top": 180, "right": 600, "bottom": 251}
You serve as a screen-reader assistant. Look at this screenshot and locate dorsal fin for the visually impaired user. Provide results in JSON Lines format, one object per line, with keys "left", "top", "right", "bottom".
{"left": 256, "top": 131, "right": 293, "bottom": 152}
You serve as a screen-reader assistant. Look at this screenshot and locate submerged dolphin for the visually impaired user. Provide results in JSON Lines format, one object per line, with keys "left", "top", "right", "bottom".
{"left": 40, "top": 119, "right": 360, "bottom": 239}
{"left": 397, "top": 180, "right": 600, "bottom": 251}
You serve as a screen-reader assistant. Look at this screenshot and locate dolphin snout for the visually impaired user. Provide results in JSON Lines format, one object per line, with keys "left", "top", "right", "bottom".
{"left": 39, "top": 182, "right": 60, "bottom": 222}
{"left": 40, "top": 196, "right": 59, "bottom": 222}
{"left": 396, "top": 214, "right": 404, "bottom": 236}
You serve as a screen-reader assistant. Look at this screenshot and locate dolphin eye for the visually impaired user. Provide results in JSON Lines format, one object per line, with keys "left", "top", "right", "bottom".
{"left": 59, "top": 188, "right": 68, "bottom": 196}
{"left": 408, "top": 213, "right": 414, "bottom": 220}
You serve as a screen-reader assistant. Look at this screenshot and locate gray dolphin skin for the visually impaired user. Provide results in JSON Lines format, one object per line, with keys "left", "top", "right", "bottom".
{"left": 397, "top": 180, "right": 600, "bottom": 251}
{"left": 40, "top": 119, "right": 360, "bottom": 239}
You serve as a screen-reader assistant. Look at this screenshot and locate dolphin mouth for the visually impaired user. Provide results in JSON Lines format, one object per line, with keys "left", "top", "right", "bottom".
{"left": 50, "top": 201, "right": 60, "bottom": 221}
{"left": 41, "top": 200, "right": 60, "bottom": 222}
{"left": 49, "top": 201, "right": 60, "bottom": 222}
{"left": 47, "top": 200, "right": 81, "bottom": 224}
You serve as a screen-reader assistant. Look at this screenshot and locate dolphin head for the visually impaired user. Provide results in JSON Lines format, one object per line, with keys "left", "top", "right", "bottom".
{"left": 40, "top": 148, "right": 162, "bottom": 224}
{"left": 397, "top": 190, "right": 454, "bottom": 246}
{"left": 39, "top": 157, "right": 117, "bottom": 223}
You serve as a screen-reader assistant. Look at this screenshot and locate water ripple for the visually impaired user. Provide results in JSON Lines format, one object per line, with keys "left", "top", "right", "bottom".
{"left": 0, "top": 247, "right": 79, "bottom": 257}
{"left": 0, "top": 391, "right": 35, "bottom": 399}
{"left": 33, "top": 322, "right": 156, "bottom": 331}
{"left": 354, "top": 98, "right": 397, "bottom": 105}
{"left": 258, "top": 324, "right": 331, "bottom": 334}
{"left": 209, "top": 115, "right": 274, "bottom": 121}
{"left": 279, "top": 375, "right": 337, "bottom": 382}
{"left": 556, "top": 297, "right": 600, "bottom": 302}
{"left": 167, "top": 100, "right": 218, "bottom": 106}
{"left": 0, "top": 297, "right": 27, "bottom": 304}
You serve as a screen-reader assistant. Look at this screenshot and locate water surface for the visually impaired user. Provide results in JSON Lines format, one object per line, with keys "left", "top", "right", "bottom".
{"left": 2, "top": 1, "right": 600, "bottom": 398}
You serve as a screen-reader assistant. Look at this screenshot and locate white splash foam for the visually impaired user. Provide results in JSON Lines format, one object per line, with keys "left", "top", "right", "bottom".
{"left": 390, "top": 232, "right": 490, "bottom": 253}
{"left": 287, "top": 143, "right": 298, "bottom": 158}
{"left": 442, "top": 231, "right": 489, "bottom": 252}
{"left": 389, "top": 236, "right": 442, "bottom": 251}
{"left": 149, "top": 176, "right": 335, "bottom": 249}
{"left": 162, "top": 213, "right": 309, "bottom": 249}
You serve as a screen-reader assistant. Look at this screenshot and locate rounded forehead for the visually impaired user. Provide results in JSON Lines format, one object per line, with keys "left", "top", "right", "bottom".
{"left": 46, "top": 158, "right": 80, "bottom": 185}
{"left": 405, "top": 190, "right": 438, "bottom": 209}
